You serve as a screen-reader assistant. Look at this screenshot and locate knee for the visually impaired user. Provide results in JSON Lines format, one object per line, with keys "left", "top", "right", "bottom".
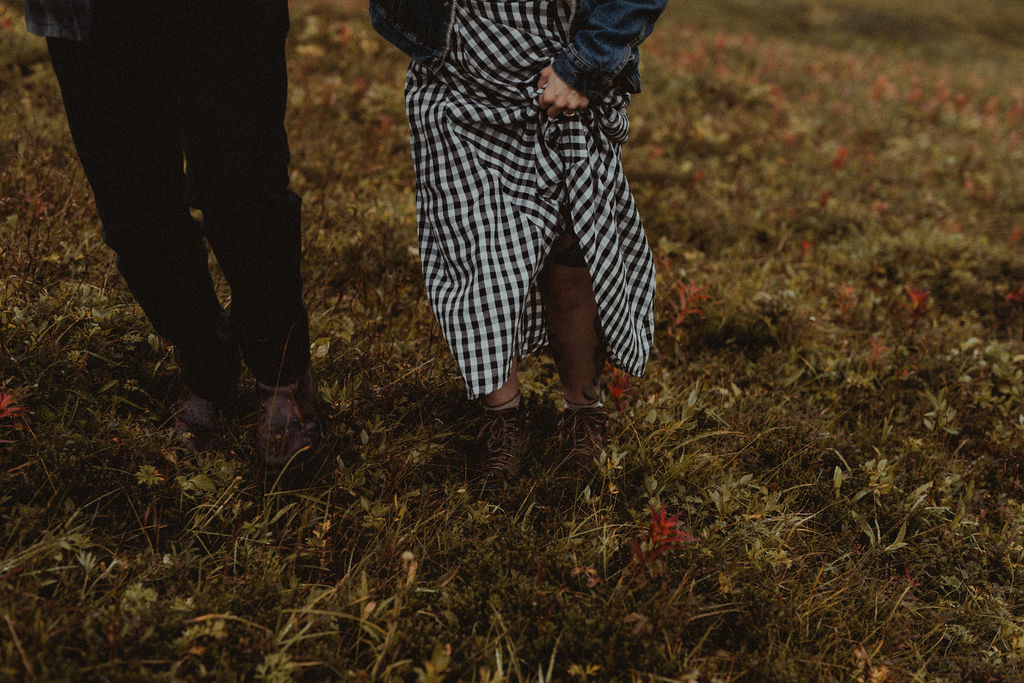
{"left": 185, "top": 134, "right": 294, "bottom": 219}
{"left": 193, "top": 178, "right": 300, "bottom": 227}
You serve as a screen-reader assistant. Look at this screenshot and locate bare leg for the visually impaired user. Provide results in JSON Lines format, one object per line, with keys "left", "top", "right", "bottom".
{"left": 482, "top": 364, "right": 520, "bottom": 407}
{"left": 539, "top": 235, "right": 604, "bottom": 403}
{"left": 541, "top": 234, "right": 609, "bottom": 466}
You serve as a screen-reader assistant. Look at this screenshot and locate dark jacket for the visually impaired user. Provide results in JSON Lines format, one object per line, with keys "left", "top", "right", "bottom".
{"left": 369, "top": 0, "right": 668, "bottom": 98}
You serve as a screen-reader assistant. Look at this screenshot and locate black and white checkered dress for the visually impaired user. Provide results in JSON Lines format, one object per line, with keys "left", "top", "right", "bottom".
{"left": 406, "top": 0, "right": 655, "bottom": 398}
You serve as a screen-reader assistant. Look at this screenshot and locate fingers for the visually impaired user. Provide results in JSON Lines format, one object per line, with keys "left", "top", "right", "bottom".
{"left": 538, "top": 87, "right": 589, "bottom": 118}
{"left": 536, "top": 66, "right": 590, "bottom": 119}
{"left": 537, "top": 66, "right": 550, "bottom": 90}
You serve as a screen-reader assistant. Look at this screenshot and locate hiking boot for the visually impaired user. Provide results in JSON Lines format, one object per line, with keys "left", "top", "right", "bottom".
{"left": 172, "top": 384, "right": 222, "bottom": 453}
{"left": 256, "top": 368, "right": 321, "bottom": 468}
{"left": 475, "top": 406, "right": 525, "bottom": 488}
{"left": 560, "top": 405, "right": 608, "bottom": 466}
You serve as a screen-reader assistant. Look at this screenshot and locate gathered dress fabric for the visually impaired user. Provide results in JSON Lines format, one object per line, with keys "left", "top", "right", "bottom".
{"left": 406, "top": 0, "right": 656, "bottom": 398}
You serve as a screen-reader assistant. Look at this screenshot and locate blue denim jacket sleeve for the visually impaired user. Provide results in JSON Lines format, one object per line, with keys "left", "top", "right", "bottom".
{"left": 22, "top": 0, "right": 93, "bottom": 40}
{"left": 552, "top": 0, "right": 668, "bottom": 98}
{"left": 369, "top": 0, "right": 455, "bottom": 69}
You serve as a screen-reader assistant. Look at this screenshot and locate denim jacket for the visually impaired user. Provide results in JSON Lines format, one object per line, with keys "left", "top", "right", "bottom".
{"left": 369, "top": 0, "right": 668, "bottom": 98}
{"left": 22, "top": 0, "right": 93, "bottom": 40}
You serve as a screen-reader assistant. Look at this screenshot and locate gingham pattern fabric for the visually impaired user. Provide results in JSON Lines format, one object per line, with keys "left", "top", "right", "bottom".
{"left": 406, "top": 0, "right": 655, "bottom": 398}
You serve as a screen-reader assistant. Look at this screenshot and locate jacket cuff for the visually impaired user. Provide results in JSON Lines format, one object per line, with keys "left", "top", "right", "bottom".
{"left": 551, "top": 46, "right": 615, "bottom": 99}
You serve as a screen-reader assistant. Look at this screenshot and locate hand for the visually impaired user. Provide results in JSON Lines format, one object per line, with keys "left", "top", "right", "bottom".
{"left": 537, "top": 66, "right": 589, "bottom": 119}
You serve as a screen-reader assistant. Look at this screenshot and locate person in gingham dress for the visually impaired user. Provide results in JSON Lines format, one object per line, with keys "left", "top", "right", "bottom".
{"left": 371, "top": 0, "right": 668, "bottom": 485}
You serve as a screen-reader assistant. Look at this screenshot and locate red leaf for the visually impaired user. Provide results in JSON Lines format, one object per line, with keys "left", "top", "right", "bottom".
{"left": 671, "top": 280, "right": 710, "bottom": 325}
{"left": 903, "top": 285, "right": 930, "bottom": 323}
{"left": 0, "top": 391, "right": 27, "bottom": 422}
{"left": 648, "top": 502, "right": 697, "bottom": 547}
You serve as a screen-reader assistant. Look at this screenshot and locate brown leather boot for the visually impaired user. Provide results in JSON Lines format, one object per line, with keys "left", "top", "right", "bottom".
{"left": 560, "top": 405, "right": 609, "bottom": 467}
{"left": 475, "top": 405, "right": 525, "bottom": 489}
{"left": 255, "top": 368, "right": 321, "bottom": 467}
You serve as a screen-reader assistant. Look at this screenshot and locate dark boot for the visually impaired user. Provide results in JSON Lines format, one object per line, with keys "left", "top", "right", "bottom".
{"left": 255, "top": 368, "right": 320, "bottom": 467}
{"left": 172, "top": 385, "right": 221, "bottom": 453}
{"left": 475, "top": 405, "right": 525, "bottom": 489}
{"left": 560, "top": 405, "right": 609, "bottom": 467}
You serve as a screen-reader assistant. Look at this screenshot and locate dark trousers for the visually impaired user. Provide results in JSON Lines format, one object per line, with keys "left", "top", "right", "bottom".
{"left": 47, "top": 0, "right": 310, "bottom": 395}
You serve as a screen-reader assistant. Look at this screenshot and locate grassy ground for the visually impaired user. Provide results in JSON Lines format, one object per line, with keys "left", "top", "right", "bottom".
{"left": 3, "top": 0, "right": 1024, "bottom": 680}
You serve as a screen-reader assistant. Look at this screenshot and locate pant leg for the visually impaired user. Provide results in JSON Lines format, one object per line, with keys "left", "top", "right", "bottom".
{"left": 175, "top": 0, "right": 311, "bottom": 386}
{"left": 46, "top": 6, "right": 237, "bottom": 400}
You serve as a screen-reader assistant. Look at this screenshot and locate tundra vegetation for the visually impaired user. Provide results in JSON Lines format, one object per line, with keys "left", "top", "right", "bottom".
{"left": 2, "top": 0, "right": 1024, "bottom": 679}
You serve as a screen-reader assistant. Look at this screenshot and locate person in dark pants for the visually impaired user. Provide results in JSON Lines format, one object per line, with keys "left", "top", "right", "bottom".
{"left": 23, "top": 0, "right": 320, "bottom": 466}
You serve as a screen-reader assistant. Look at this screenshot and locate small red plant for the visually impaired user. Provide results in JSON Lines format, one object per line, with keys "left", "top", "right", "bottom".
{"left": 0, "top": 390, "right": 28, "bottom": 444}
{"left": 835, "top": 283, "right": 857, "bottom": 317}
{"left": 632, "top": 503, "right": 696, "bottom": 572}
{"left": 606, "top": 367, "right": 632, "bottom": 409}
{"left": 1004, "top": 282, "right": 1024, "bottom": 304}
{"left": 0, "top": 391, "right": 26, "bottom": 421}
{"left": 831, "top": 145, "right": 848, "bottom": 170}
{"left": 671, "top": 280, "right": 710, "bottom": 325}
{"left": 903, "top": 285, "right": 930, "bottom": 325}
